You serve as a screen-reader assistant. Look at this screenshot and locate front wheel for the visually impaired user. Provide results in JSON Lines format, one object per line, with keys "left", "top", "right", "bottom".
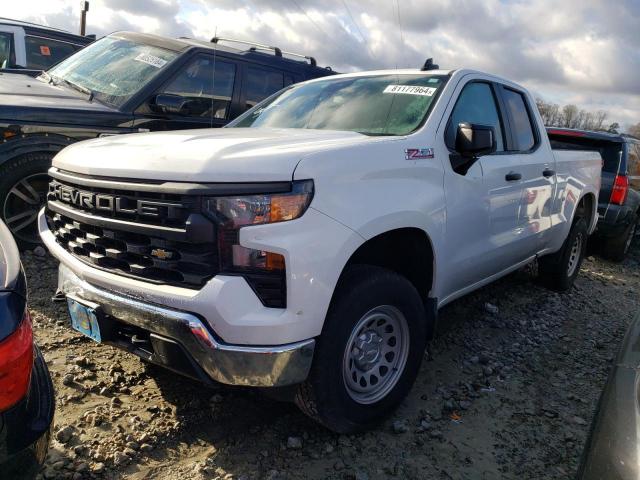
{"left": 0, "top": 153, "right": 53, "bottom": 250}
{"left": 294, "top": 265, "right": 429, "bottom": 433}
{"left": 539, "top": 216, "right": 588, "bottom": 291}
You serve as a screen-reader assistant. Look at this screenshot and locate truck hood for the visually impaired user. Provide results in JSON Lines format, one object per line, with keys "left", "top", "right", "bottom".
{"left": 0, "top": 72, "right": 118, "bottom": 120}
{"left": 53, "top": 128, "right": 376, "bottom": 182}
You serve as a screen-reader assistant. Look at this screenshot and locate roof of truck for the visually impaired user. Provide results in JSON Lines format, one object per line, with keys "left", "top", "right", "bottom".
{"left": 0, "top": 17, "right": 92, "bottom": 44}
{"left": 110, "top": 31, "right": 333, "bottom": 73}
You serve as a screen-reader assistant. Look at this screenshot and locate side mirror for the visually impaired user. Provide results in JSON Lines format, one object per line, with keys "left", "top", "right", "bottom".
{"left": 455, "top": 123, "right": 497, "bottom": 158}
{"left": 152, "top": 93, "right": 189, "bottom": 115}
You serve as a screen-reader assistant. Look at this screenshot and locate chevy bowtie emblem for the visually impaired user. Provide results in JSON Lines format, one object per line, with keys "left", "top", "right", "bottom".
{"left": 150, "top": 248, "right": 174, "bottom": 260}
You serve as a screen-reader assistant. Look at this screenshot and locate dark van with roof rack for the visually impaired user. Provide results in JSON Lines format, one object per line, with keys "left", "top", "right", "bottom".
{"left": 0, "top": 17, "right": 93, "bottom": 76}
{"left": 548, "top": 128, "right": 640, "bottom": 261}
{"left": 0, "top": 31, "right": 334, "bottom": 249}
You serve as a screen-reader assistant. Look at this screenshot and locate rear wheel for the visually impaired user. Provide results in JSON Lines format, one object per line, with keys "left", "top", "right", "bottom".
{"left": 0, "top": 153, "right": 52, "bottom": 250}
{"left": 602, "top": 214, "right": 637, "bottom": 262}
{"left": 294, "top": 265, "right": 429, "bottom": 433}
{"left": 539, "top": 217, "right": 588, "bottom": 291}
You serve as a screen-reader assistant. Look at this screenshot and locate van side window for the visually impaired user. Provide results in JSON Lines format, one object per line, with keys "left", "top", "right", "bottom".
{"left": 0, "top": 33, "right": 11, "bottom": 68}
{"left": 162, "top": 56, "right": 236, "bottom": 119}
{"left": 502, "top": 88, "right": 536, "bottom": 151}
{"left": 445, "top": 82, "right": 504, "bottom": 152}
{"left": 24, "top": 36, "right": 81, "bottom": 70}
{"left": 245, "top": 66, "right": 284, "bottom": 109}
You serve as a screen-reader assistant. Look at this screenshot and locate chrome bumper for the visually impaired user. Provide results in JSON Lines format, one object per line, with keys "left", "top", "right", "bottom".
{"left": 57, "top": 264, "right": 315, "bottom": 387}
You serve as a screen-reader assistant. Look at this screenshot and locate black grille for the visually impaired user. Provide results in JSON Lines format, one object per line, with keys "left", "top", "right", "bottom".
{"left": 47, "top": 212, "right": 218, "bottom": 287}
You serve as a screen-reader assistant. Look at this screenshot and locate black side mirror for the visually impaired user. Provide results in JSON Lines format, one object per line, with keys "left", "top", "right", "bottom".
{"left": 455, "top": 123, "right": 497, "bottom": 158}
{"left": 152, "top": 93, "right": 189, "bottom": 115}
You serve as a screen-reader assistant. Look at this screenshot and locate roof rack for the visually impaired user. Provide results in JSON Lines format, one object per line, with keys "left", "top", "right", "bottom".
{"left": 211, "top": 36, "right": 318, "bottom": 67}
{"left": 0, "top": 16, "right": 72, "bottom": 34}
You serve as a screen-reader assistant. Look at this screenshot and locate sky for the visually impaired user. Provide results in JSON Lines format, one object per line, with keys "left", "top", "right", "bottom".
{"left": 7, "top": 0, "right": 640, "bottom": 130}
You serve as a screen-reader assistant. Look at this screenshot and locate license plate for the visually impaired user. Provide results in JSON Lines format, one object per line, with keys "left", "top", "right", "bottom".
{"left": 67, "top": 296, "right": 102, "bottom": 342}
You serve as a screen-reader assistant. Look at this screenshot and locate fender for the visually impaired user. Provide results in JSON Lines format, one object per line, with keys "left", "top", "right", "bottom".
{"left": 0, "top": 133, "right": 76, "bottom": 166}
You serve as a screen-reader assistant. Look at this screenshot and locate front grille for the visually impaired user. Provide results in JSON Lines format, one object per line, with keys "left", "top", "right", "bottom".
{"left": 45, "top": 171, "right": 288, "bottom": 306}
{"left": 47, "top": 212, "right": 218, "bottom": 287}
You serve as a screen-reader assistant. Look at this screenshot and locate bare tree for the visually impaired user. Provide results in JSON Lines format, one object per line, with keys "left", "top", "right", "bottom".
{"left": 627, "top": 123, "right": 640, "bottom": 139}
{"left": 535, "top": 97, "right": 616, "bottom": 132}
{"left": 562, "top": 104, "right": 578, "bottom": 128}
{"left": 594, "top": 110, "right": 608, "bottom": 131}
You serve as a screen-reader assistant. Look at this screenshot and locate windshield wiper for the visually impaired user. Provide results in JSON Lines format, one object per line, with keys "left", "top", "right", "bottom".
{"left": 58, "top": 78, "right": 96, "bottom": 102}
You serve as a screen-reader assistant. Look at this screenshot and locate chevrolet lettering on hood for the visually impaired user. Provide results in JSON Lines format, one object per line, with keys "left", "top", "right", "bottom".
{"left": 48, "top": 181, "right": 185, "bottom": 220}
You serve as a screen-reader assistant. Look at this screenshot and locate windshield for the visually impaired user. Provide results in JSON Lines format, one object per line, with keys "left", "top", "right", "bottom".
{"left": 46, "top": 36, "right": 178, "bottom": 108}
{"left": 228, "top": 74, "right": 448, "bottom": 135}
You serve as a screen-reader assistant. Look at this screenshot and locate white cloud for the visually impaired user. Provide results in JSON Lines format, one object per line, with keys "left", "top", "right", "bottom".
{"left": 6, "top": 0, "right": 640, "bottom": 130}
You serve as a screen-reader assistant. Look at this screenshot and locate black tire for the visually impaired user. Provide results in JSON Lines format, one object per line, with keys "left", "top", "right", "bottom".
{"left": 0, "top": 153, "right": 53, "bottom": 250}
{"left": 294, "top": 265, "right": 429, "bottom": 433}
{"left": 539, "top": 216, "right": 588, "bottom": 291}
{"left": 602, "top": 214, "right": 637, "bottom": 262}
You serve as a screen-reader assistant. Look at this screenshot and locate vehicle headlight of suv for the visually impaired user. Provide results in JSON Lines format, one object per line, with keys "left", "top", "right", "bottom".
{"left": 203, "top": 180, "right": 314, "bottom": 308}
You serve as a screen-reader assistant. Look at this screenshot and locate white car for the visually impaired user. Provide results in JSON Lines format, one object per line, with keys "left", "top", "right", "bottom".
{"left": 39, "top": 67, "right": 601, "bottom": 433}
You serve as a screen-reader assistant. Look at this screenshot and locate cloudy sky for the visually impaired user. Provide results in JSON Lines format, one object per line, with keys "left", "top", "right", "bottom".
{"left": 8, "top": 0, "right": 640, "bottom": 130}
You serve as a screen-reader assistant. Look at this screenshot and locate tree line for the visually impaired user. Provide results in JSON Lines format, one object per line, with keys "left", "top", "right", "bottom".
{"left": 535, "top": 98, "right": 639, "bottom": 138}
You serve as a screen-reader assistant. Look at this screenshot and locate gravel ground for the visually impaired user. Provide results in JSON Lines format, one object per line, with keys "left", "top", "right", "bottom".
{"left": 26, "top": 239, "right": 640, "bottom": 480}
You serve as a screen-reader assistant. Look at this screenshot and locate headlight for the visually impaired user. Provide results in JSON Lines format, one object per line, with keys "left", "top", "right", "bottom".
{"left": 203, "top": 180, "right": 313, "bottom": 308}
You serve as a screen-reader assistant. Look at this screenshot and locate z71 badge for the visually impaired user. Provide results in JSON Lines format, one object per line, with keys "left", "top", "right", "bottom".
{"left": 405, "top": 148, "right": 435, "bottom": 160}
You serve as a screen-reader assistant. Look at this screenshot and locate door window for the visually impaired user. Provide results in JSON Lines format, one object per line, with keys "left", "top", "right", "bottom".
{"left": 25, "top": 36, "right": 82, "bottom": 70}
{"left": 245, "top": 66, "right": 284, "bottom": 109}
{"left": 502, "top": 88, "right": 536, "bottom": 151}
{"left": 0, "top": 32, "right": 12, "bottom": 68}
{"left": 161, "top": 56, "right": 236, "bottom": 119}
{"left": 445, "top": 82, "right": 504, "bottom": 152}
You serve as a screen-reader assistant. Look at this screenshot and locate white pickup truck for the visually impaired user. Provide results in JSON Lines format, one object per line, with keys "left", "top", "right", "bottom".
{"left": 39, "top": 67, "right": 601, "bottom": 433}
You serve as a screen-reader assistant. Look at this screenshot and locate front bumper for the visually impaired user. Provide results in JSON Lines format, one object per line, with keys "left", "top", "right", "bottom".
{"left": 0, "top": 346, "right": 54, "bottom": 479}
{"left": 57, "top": 263, "right": 315, "bottom": 387}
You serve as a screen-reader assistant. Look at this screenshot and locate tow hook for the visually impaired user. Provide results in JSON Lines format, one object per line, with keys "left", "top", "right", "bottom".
{"left": 51, "top": 290, "right": 67, "bottom": 303}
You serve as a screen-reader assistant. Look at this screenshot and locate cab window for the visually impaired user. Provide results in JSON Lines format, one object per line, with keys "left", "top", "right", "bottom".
{"left": 445, "top": 82, "right": 504, "bottom": 152}
{"left": 245, "top": 66, "right": 284, "bottom": 109}
{"left": 161, "top": 56, "right": 236, "bottom": 119}
{"left": 25, "top": 36, "right": 82, "bottom": 70}
{"left": 502, "top": 88, "right": 536, "bottom": 151}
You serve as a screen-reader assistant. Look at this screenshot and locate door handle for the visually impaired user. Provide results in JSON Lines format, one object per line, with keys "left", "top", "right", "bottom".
{"left": 505, "top": 171, "right": 522, "bottom": 181}
{"left": 542, "top": 169, "right": 556, "bottom": 178}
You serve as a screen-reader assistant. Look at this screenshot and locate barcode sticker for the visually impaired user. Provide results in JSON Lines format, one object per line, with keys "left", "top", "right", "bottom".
{"left": 383, "top": 85, "right": 437, "bottom": 96}
{"left": 134, "top": 53, "right": 167, "bottom": 68}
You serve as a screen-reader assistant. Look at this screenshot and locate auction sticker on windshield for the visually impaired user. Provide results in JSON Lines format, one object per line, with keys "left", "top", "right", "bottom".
{"left": 134, "top": 53, "right": 168, "bottom": 68}
{"left": 383, "top": 85, "right": 437, "bottom": 96}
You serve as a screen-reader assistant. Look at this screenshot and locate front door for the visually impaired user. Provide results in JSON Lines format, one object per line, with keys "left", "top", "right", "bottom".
{"left": 440, "top": 80, "right": 524, "bottom": 295}
{"left": 134, "top": 54, "right": 238, "bottom": 131}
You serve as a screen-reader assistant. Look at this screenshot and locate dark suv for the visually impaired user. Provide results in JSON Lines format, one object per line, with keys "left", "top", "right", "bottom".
{"left": 0, "top": 31, "right": 334, "bottom": 248}
{"left": 0, "top": 17, "right": 93, "bottom": 76}
{"left": 548, "top": 128, "right": 640, "bottom": 261}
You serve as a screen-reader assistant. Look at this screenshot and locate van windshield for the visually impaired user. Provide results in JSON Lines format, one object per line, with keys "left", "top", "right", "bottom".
{"left": 45, "top": 36, "right": 178, "bottom": 108}
{"left": 228, "top": 74, "right": 448, "bottom": 136}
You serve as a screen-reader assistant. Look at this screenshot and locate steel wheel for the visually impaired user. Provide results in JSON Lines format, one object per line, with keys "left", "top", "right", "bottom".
{"left": 342, "top": 305, "right": 410, "bottom": 405}
{"left": 567, "top": 231, "right": 583, "bottom": 277}
{"left": 2, "top": 173, "right": 49, "bottom": 244}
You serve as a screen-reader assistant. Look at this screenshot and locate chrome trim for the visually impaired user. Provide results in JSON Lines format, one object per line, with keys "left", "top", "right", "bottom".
{"left": 57, "top": 264, "right": 315, "bottom": 387}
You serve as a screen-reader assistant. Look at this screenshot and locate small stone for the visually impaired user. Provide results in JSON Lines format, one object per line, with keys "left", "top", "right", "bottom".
{"left": 33, "top": 246, "right": 46, "bottom": 257}
{"left": 286, "top": 436, "right": 303, "bottom": 449}
{"left": 484, "top": 302, "right": 499, "bottom": 315}
{"left": 92, "top": 462, "right": 105, "bottom": 473}
{"left": 113, "top": 451, "right": 129, "bottom": 466}
{"left": 572, "top": 416, "right": 588, "bottom": 426}
{"left": 55, "top": 425, "right": 75, "bottom": 443}
{"left": 429, "top": 429, "right": 443, "bottom": 439}
{"left": 139, "top": 443, "right": 153, "bottom": 452}
{"left": 62, "top": 374, "right": 75, "bottom": 386}
{"left": 126, "top": 441, "right": 140, "bottom": 451}
{"left": 123, "top": 447, "right": 137, "bottom": 457}
{"left": 334, "top": 459, "right": 345, "bottom": 471}
{"left": 392, "top": 420, "right": 409, "bottom": 434}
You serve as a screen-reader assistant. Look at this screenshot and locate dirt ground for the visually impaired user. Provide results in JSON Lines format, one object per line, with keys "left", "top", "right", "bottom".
{"left": 27, "top": 239, "right": 640, "bottom": 480}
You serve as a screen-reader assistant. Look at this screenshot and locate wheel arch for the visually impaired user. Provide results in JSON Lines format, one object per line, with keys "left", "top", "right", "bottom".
{"left": 0, "top": 133, "right": 74, "bottom": 166}
{"left": 576, "top": 191, "right": 597, "bottom": 234}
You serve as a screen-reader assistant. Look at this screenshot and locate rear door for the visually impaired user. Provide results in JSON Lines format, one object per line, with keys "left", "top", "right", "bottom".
{"left": 497, "top": 85, "right": 554, "bottom": 255}
{"left": 240, "top": 63, "right": 285, "bottom": 113}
